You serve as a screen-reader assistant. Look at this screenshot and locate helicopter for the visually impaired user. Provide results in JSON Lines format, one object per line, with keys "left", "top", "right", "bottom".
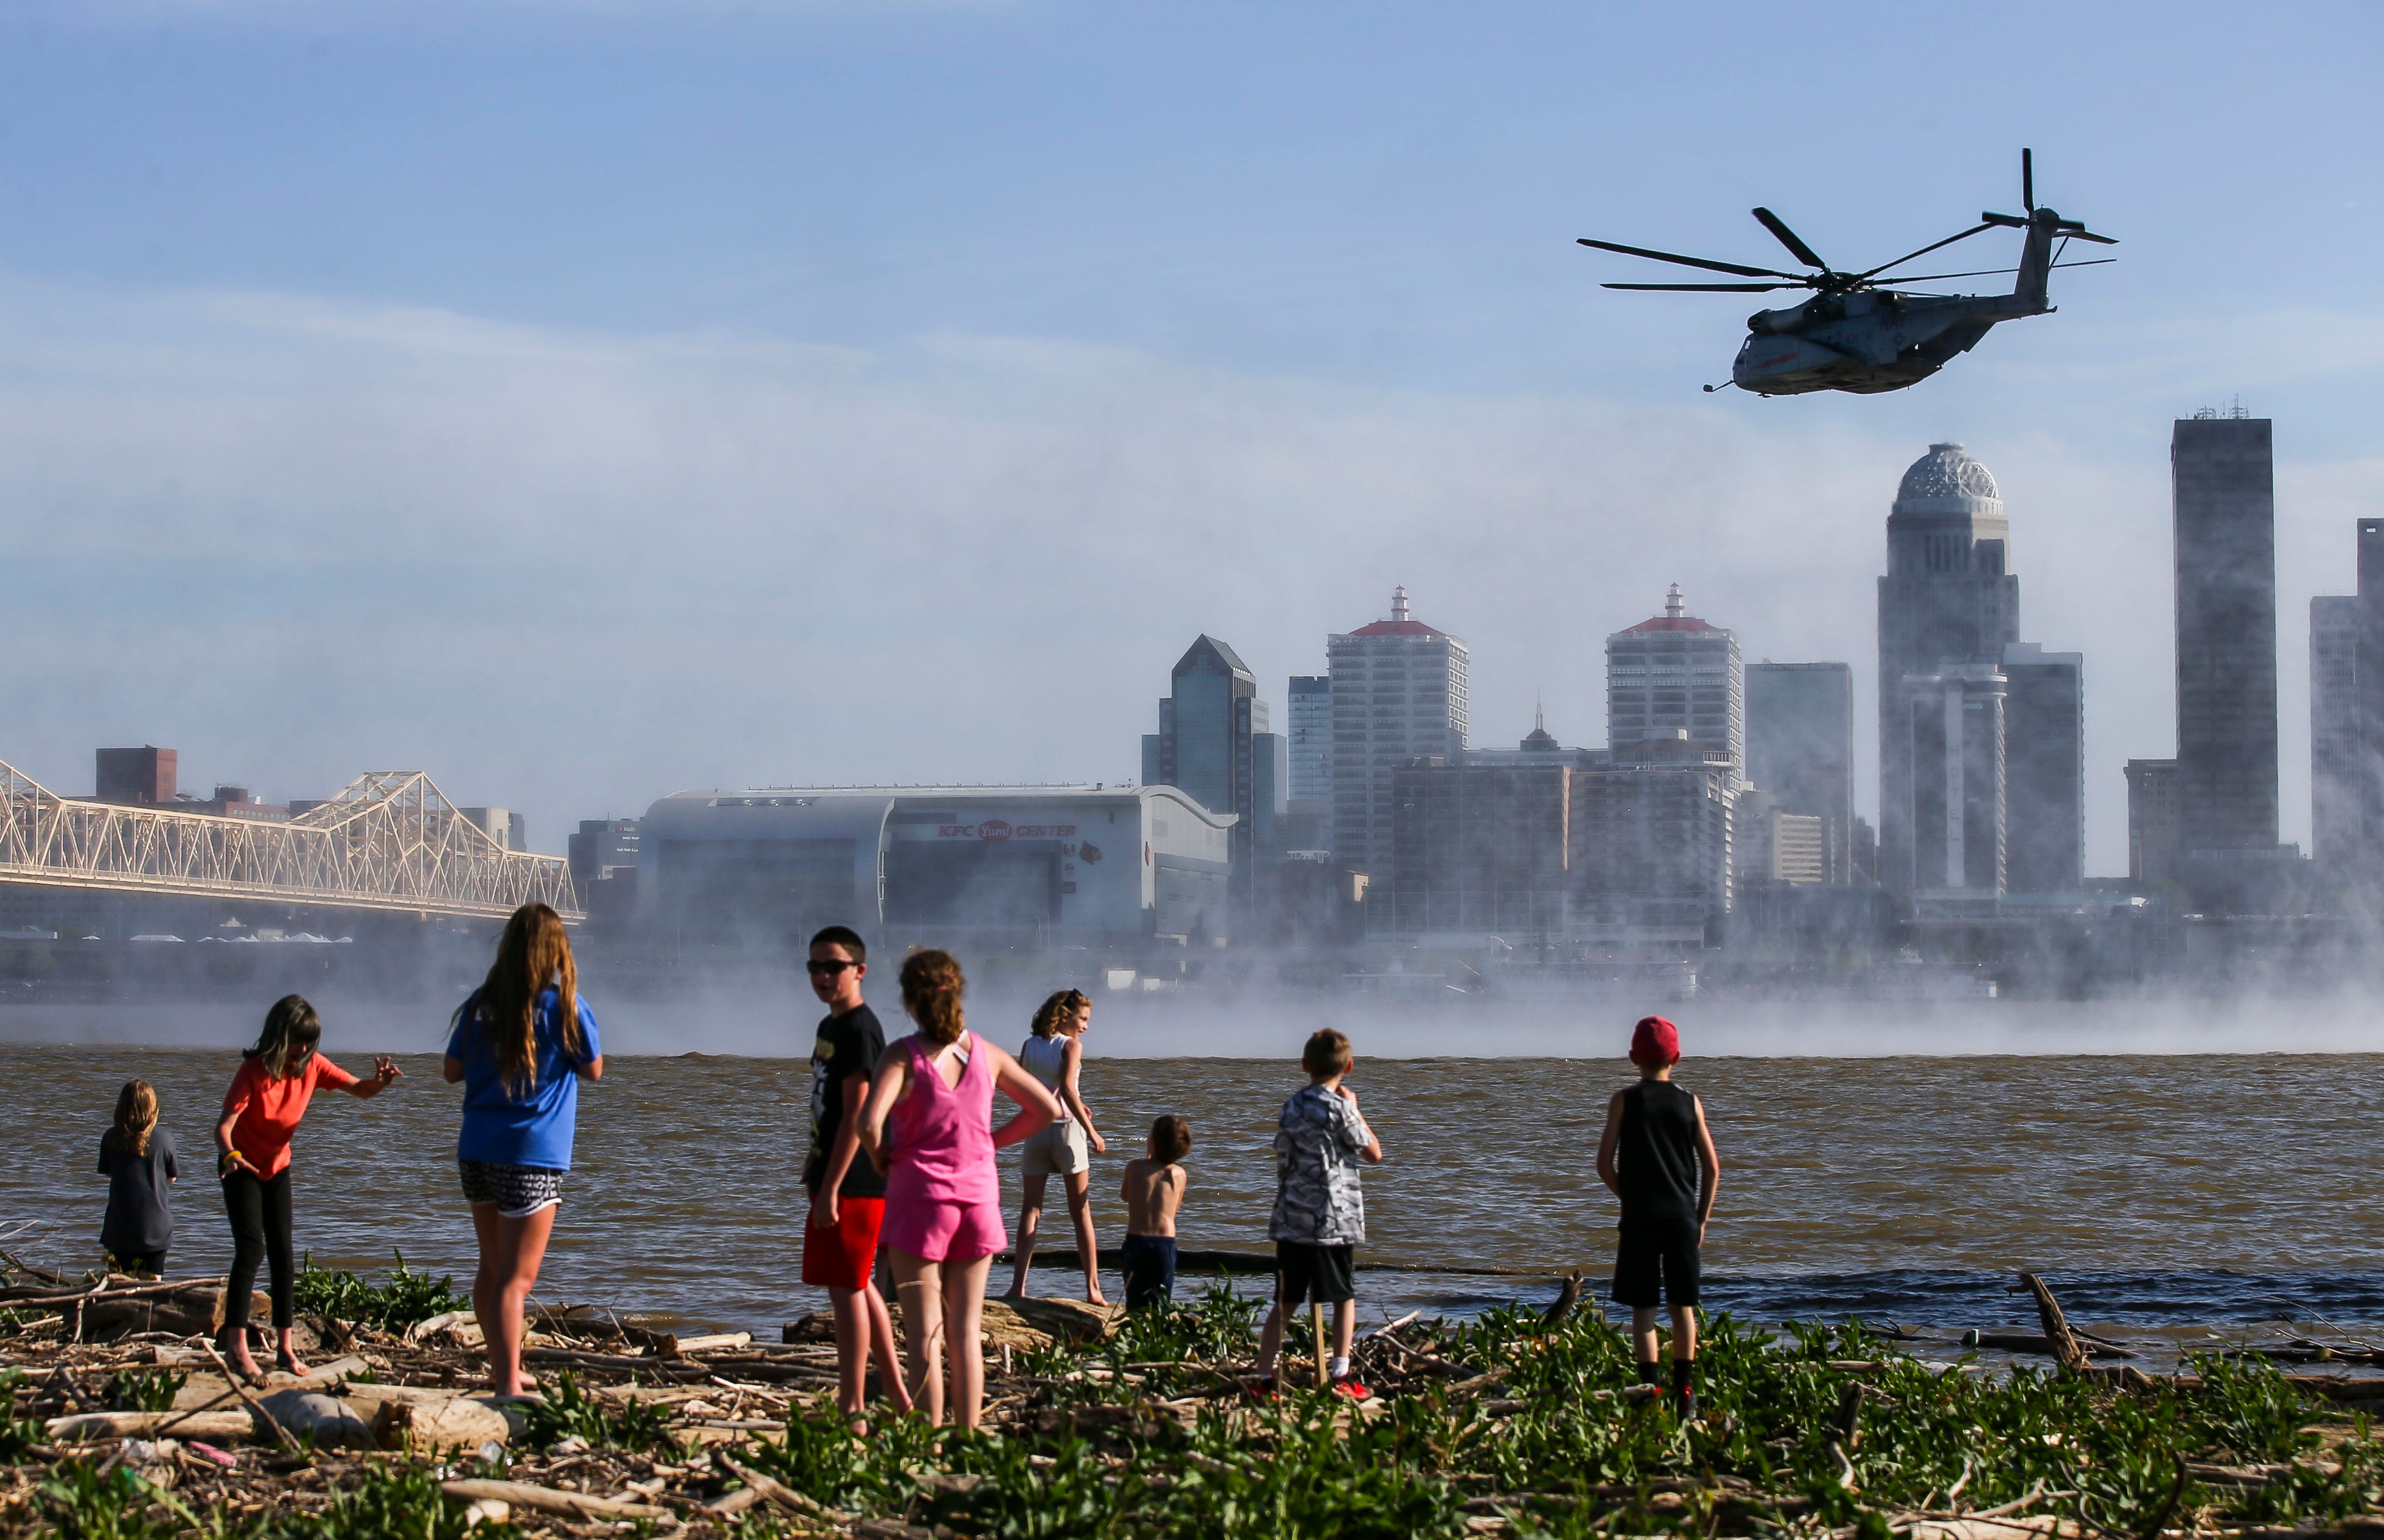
{"left": 1579, "top": 150, "right": 2115, "bottom": 396}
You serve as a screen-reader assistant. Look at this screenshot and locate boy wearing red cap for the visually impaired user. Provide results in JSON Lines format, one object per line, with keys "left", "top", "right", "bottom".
{"left": 1596, "top": 1015, "right": 1719, "bottom": 1419}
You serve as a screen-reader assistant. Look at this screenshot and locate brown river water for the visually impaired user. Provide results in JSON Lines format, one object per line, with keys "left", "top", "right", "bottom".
{"left": 3, "top": 1005, "right": 2382, "bottom": 1358}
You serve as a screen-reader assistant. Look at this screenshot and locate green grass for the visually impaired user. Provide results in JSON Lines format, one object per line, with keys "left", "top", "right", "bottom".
{"left": 290, "top": 1252, "right": 464, "bottom": 1332}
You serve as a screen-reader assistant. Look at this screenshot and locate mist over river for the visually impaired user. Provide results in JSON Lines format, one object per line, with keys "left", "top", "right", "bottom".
{"left": 4, "top": 995, "right": 2381, "bottom": 1354}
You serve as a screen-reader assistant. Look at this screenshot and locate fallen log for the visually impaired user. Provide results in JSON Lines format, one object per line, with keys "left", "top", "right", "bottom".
{"left": 438, "top": 1478, "right": 669, "bottom": 1521}
{"left": 1960, "top": 1332, "right": 2137, "bottom": 1360}
{"left": 1011, "top": 1246, "right": 1567, "bottom": 1279}
{"left": 45, "top": 1409, "right": 255, "bottom": 1442}
{"left": 1, "top": 1276, "right": 227, "bottom": 1309}
{"left": 716, "top": 1451, "right": 850, "bottom": 1523}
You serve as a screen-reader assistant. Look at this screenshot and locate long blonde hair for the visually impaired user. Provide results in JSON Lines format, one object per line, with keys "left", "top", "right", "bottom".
{"left": 111, "top": 1079, "right": 159, "bottom": 1159}
{"left": 900, "top": 950, "right": 967, "bottom": 1046}
{"left": 246, "top": 995, "right": 322, "bottom": 1080}
{"left": 460, "top": 903, "right": 581, "bottom": 1093}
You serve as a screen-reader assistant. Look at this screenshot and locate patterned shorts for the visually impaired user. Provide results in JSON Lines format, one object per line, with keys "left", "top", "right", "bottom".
{"left": 459, "top": 1160, "right": 566, "bottom": 1219}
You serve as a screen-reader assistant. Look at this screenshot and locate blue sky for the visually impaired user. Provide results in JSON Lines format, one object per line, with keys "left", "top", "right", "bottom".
{"left": 1, "top": 1, "right": 2379, "bottom": 872}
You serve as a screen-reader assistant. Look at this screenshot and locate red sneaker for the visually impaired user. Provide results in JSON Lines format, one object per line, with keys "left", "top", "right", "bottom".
{"left": 1241, "top": 1376, "right": 1277, "bottom": 1402}
{"left": 1331, "top": 1378, "right": 1371, "bottom": 1401}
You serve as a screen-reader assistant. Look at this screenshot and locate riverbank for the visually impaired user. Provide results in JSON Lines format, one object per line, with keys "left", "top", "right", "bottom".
{"left": 4, "top": 1264, "right": 2382, "bottom": 1539}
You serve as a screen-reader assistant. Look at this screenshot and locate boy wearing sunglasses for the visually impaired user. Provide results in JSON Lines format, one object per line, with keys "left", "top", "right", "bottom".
{"left": 802, "top": 926, "right": 911, "bottom": 1428}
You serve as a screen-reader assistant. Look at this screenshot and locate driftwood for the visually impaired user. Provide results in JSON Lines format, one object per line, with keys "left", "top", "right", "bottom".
{"left": 439, "top": 1477, "right": 670, "bottom": 1521}
{"left": 2018, "top": 1272, "right": 2093, "bottom": 1378}
{"left": 0, "top": 1275, "right": 229, "bottom": 1309}
{"left": 1541, "top": 1273, "right": 1584, "bottom": 1330}
{"left": 1963, "top": 1330, "right": 2137, "bottom": 1360}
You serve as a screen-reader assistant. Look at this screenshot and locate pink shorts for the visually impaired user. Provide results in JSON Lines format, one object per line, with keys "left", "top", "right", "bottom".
{"left": 880, "top": 1196, "right": 1007, "bottom": 1263}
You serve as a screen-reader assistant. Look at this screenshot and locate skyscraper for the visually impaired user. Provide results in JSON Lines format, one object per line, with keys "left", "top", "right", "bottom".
{"left": 1897, "top": 666, "right": 2007, "bottom": 896}
{"left": 2000, "top": 643, "right": 2084, "bottom": 894}
{"left": 1142, "top": 634, "right": 1283, "bottom": 899}
{"left": 2124, "top": 759, "right": 2180, "bottom": 887}
{"left": 1877, "top": 444, "right": 2018, "bottom": 889}
{"left": 1606, "top": 584, "right": 1743, "bottom": 775}
{"left": 1387, "top": 759, "right": 1571, "bottom": 936}
{"left": 1745, "top": 662, "right": 1854, "bottom": 883}
{"left": 2310, "top": 594, "right": 2360, "bottom": 884}
{"left": 2354, "top": 517, "right": 2384, "bottom": 908}
{"left": 2313, "top": 519, "right": 2384, "bottom": 914}
{"left": 1572, "top": 731, "right": 1737, "bottom": 946}
{"left": 1286, "top": 676, "right": 1332, "bottom": 805}
{"left": 1875, "top": 442, "right": 2086, "bottom": 901}
{"left": 2171, "top": 413, "right": 2280, "bottom": 855}
{"left": 1327, "top": 587, "right": 1469, "bottom": 878}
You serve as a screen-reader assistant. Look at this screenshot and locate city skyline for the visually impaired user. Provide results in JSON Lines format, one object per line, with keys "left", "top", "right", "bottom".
{"left": 0, "top": 7, "right": 2378, "bottom": 877}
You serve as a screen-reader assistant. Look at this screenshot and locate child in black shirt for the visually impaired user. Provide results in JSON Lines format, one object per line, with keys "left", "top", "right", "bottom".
{"left": 1595, "top": 1015, "right": 1719, "bottom": 1418}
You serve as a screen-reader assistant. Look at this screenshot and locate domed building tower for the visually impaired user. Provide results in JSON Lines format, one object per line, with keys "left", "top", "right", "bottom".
{"left": 1878, "top": 445, "right": 2023, "bottom": 895}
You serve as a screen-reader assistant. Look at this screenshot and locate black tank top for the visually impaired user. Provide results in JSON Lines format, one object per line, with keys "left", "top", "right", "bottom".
{"left": 1616, "top": 1079, "right": 1700, "bottom": 1225}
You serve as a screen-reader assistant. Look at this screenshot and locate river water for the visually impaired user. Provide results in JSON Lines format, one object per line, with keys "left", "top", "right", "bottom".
{"left": 4, "top": 995, "right": 2381, "bottom": 1357}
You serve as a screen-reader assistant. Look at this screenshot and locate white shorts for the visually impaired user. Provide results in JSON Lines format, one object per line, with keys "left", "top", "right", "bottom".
{"left": 1019, "top": 1120, "right": 1090, "bottom": 1179}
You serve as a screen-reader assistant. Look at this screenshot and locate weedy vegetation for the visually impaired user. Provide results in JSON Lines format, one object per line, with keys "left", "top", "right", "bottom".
{"left": 0, "top": 1282, "right": 2377, "bottom": 1538}
{"left": 517, "top": 1370, "right": 680, "bottom": 1454}
{"left": 290, "top": 1253, "right": 464, "bottom": 1333}
{"left": 100, "top": 1368, "right": 183, "bottom": 1414}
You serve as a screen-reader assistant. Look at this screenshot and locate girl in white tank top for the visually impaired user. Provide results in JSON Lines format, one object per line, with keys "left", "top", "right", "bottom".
{"left": 1018, "top": 1034, "right": 1072, "bottom": 1123}
{"left": 1006, "top": 990, "right": 1108, "bottom": 1304}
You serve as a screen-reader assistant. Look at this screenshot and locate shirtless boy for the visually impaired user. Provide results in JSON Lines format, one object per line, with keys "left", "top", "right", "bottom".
{"left": 1118, "top": 1116, "right": 1192, "bottom": 1311}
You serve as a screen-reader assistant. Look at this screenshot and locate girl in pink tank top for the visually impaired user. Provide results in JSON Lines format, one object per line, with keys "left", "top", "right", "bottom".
{"left": 858, "top": 950, "right": 1065, "bottom": 1429}
{"left": 880, "top": 1030, "right": 1002, "bottom": 1250}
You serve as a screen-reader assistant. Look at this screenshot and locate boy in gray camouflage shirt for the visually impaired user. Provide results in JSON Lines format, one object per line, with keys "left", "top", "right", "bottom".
{"left": 1252, "top": 1029, "right": 1384, "bottom": 1395}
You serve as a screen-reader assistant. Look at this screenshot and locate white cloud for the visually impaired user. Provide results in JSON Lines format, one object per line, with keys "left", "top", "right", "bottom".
{"left": 2, "top": 271, "right": 2377, "bottom": 873}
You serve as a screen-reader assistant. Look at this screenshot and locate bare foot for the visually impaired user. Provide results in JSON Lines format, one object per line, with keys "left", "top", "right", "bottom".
{"left": 1002, "top": 1285, "right": 1027, "bottom": 1300}
{"left": 276, "top": 1350, "right": 310, "bottom": 1378}
{"left": 221, "top": 1338, "right": 264, "bottom": 1384}
{"left": 1086, "top": 1292, "right": 1110, "bottom": 1307}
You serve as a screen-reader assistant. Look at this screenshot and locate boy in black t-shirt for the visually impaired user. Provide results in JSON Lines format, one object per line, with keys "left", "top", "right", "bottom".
{"left": 802, "top": 926, "right": 910, "bottom": 1427}
{"left": 1594, "top": 1015, "right": 1720, "bottom": 1420}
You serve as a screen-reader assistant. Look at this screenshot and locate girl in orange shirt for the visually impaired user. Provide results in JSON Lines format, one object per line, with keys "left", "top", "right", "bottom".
{"left": 215, "top": 994, "right": 400, "bottom": 1380}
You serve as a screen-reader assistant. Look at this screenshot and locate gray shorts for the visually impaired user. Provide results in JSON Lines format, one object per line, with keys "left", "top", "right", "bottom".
{"left": 1020, "top": 1119, "right": 1090, "bottom": 1178}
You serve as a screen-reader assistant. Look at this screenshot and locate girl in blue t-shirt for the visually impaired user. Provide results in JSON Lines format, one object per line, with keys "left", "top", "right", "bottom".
{"left": 442, "top": 901, "right": 603, "bottom": 1396}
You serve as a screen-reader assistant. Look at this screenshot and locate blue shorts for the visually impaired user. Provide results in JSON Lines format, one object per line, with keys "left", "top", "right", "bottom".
{"left": 1122, "top": 1234, "right": 1177, "bottom": 1310}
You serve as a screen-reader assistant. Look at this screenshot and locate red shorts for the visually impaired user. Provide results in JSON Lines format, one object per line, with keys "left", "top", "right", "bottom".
{"left": 801, "top": 1195, "right": 886, "bottom": 1292}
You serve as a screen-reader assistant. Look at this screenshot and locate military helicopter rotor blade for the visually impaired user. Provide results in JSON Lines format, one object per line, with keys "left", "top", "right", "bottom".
{"left": 1575, "top": 237, "right": 1801, "bottom": 280}
{"left": 1980, "top": 212, "right": 2029, "bottom": 228}
{"left": 2022, "top": 147, "right": 2034, "bottom": 212}
{"left": 1750, "top": 207, "right": 1829, "bottom": 271}
{"left": 2060, "top": 227, "right": 2119, "bottom": 245}
{"left": 1853, "top": 222, "right": 1997, "bottom": 281}
{"left": 1601, "top": 281, "right": 1804, "bottom": 292}
{"left": 1867, "top": 257, "right": 2117, "bottom": 285}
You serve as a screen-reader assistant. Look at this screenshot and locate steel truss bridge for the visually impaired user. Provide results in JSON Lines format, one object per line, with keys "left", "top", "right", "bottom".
{"left": 0, "top": 760, "right": 579, "bottom": 923}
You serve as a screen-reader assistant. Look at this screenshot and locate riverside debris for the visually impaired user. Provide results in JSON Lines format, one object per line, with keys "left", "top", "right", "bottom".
{"left": 2, "top": 1265, "right": 2381, "bottom": 1539}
